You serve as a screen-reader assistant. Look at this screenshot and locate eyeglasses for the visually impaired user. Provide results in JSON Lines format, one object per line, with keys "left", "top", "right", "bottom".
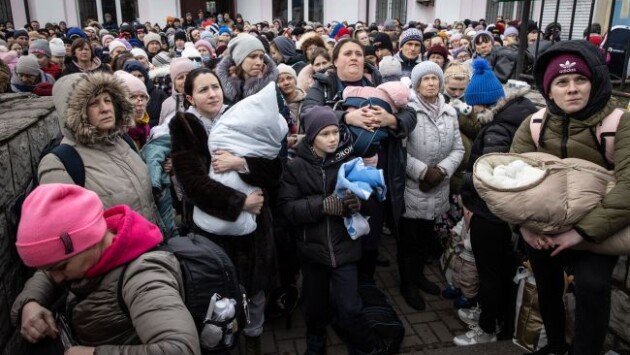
{"left": 130, "top": 95, "right": 148, "bottom": 102}
{"left": 190, "top": 57, "right": 202, "bottom": 62}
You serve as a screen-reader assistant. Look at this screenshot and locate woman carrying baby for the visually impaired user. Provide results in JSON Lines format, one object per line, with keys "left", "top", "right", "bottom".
{"left": 455, "top": 58, "right": 537, "bottom": 346}
{"left": 510, "top": 40, "right": 630, "bottom": 355}
{"left": 169, "top": 68, "right": 282, "bottom": 354}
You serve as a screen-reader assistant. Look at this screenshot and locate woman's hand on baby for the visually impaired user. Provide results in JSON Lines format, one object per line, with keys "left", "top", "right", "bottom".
{"left": 244, "top": 190, "right": 264, "bottom": 214}
{"left": 20, "top": 301, "right": 58, "bottom": 343}
{"left": 212, "top": 150, "right": 245, "bottom": 173}
{"left": 370, "top": 106, "right": 397, "bottom": 129}
{"left": 345, "top": 107, "right": 379, "bottom": 131}
{"left": 549, "top": 229, "right": 584, "bottom": 256}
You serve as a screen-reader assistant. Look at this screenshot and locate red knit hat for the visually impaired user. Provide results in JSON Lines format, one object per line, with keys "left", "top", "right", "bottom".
{"left": 16, "top": 184, "right": 107, "bottom": 268}
{"left": 542, "top": 54, "right": 592, "bottom": 95}
{"left": 334, "top": 27, "right": 351, "bottom": 41}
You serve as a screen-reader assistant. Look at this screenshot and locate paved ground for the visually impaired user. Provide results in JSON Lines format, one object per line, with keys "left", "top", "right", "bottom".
{"left": 255, "top": 234, "right": 525, "bottom": 355}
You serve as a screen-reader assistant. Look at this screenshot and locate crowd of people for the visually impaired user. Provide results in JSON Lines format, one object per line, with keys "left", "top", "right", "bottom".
{"left": 2, "top": 10, "right": 628, "bottom": 355}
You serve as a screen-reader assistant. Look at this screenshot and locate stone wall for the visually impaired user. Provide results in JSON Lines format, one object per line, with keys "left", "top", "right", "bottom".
{"left": 0, "top": 93, "right": 59, "bottom": 355}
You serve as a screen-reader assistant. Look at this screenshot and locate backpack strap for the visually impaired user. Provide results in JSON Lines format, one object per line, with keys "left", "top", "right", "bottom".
{"left": 529, "top": 108, "right": 547, "bottom": 148}
{"left": 596, "top": 108, "right": 625, "bottom": 164}
{"left": 530, "top": 107, "right": 624, "bottom": 166}
{"left": 121, "top": 133, "right": 139, "bottom": 153}
{"left": 50, "top": 144, "right": 85, "bottom": 187}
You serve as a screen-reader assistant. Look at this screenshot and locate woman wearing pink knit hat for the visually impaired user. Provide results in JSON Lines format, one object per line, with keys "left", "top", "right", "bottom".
{"left": 12, "top": 183, "right": 199, "bottom": 354}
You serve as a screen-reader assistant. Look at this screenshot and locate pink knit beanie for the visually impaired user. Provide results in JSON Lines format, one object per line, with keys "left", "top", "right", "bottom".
{"left": 169, "top": 57, "right": 194, "bottom": 80}
{"left": 114, "top": 70, "right": 148, "bottom": 98}
{"left": 343, "top": 85, "right": 408, "bottom": 113}
{"left": 16, "top": 184, "right": 107, "bottom": 268}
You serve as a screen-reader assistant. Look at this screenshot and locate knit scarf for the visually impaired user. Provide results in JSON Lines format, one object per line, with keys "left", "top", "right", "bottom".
{"left": 418, "top": 94, "right": 440, "bottom": 119}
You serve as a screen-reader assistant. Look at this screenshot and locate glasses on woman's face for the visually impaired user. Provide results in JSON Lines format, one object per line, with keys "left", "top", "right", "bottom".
{"left": 190, "top": 57, "right": 202, "bottom": 62}
{"left": 457, "top": 53, "right": 470, "bottom": 62}
{"left": 131, "top": 94, "right": 148, "bottom": 102}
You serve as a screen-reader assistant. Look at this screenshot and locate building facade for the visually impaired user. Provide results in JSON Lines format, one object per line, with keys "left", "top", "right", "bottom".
{"left": 3, "top": 0, "right": 611, "bottom": 32}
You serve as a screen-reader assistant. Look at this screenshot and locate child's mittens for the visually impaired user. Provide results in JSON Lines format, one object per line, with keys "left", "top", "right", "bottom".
{"left": 450, "top": 99, "right": 473, "bottom": 116}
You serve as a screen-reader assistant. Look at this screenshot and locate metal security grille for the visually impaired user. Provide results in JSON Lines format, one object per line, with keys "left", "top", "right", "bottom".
{"left": 542, "top": 0, "right": 593, "bottom": 40}
{"left": 0, "top": 0, "right": 13, "bottom": 23}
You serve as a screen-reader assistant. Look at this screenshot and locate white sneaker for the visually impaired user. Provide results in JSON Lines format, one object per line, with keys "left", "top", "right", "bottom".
{"left": 453, "top": 325, "right": 497, "bottom": 346}
{"left": 457, "top": 306, "right": 481, "bottom": 326}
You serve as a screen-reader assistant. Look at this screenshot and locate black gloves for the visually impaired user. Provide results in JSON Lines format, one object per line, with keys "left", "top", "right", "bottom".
{"left": 419, "top": 166, "right": 446, "bottom": 192}
{"left": 323, "top": 193, "right": 361, "bottom": 216}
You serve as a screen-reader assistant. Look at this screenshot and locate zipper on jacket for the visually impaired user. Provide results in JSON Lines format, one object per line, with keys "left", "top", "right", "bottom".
{"left": 321, "top": 166, "right": 337, "bottom": 268}
{"left": 561, "top": 114, "right": 569, "bottom": 158}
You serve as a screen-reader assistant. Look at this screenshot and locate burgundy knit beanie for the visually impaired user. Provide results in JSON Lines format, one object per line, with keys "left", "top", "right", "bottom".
{"left": 543, "top": 54, "right": 592, "bottom": 95}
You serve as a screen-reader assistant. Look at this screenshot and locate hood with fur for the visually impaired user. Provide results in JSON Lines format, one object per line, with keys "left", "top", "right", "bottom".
{"left": 215, "top": 53, "right": 278, "bottom": 104}
{"left": 475, "top": 82, "right": 531, "bottom": 125}
{"left": 53, "top": 72, "right": 133, "bottom": 146}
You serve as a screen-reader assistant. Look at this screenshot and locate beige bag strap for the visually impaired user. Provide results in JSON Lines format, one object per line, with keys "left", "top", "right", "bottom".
{"left": 595, "top": 108, "right": 625, "bottom": 164}
{"left": 531, "top": 108, "right": 625, "bottom": 165}
{"left": 529, "top": 108, "right": 547, "bottom": 149}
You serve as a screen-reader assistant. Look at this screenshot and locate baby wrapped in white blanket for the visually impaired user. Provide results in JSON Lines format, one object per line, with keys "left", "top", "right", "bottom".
{"left": 193, "top": 82, "right": 288, "bottom": 235}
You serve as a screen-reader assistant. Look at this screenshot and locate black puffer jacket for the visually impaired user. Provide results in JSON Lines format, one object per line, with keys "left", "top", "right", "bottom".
{"left": 303, "top": 65, "right": 417, "bottom": 227}
{"left": 460, "top": 86, "right": 537, "bottom": 222}
{"left": 279, "top": 129, "right": 361, "bottom": 268}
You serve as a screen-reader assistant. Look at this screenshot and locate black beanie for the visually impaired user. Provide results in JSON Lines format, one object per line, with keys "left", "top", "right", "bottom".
{"left": 372, "top": 33, "right": 393, "bottom": 52}
{"left": 303, "top": 106, "right": 339, "bottom": 144}
{"left": 174, "top": 30, "right": 186, "bottom": 42}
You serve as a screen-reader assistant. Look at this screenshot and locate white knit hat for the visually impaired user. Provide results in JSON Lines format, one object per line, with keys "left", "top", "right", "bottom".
{"left": 378, "top": 56, "right": 401, "bottom": 78}
{"left": 130, "top": 48, "right": 148, "bottom": 60}
{"left": 277, "top": 63, "right": 296, "bottom": 80}
{"left": 181, "top": 42, "right": 201, "bottom": 59}
{"left": 108, "top": 40, "right": 126, "bottom": 53}
{"left": 49, "top": 38, "right": 66, "bottom": 57}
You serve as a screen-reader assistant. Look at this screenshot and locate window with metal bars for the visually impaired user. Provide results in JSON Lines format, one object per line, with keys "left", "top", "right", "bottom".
{"left": 375, "top": 0, "right": 406, "bottom": 25}
{"left": 0, "top": 0, "right": 13, "bottom": 24}
{"left": 485, "top": 1, "right": 519, "bottom": 24}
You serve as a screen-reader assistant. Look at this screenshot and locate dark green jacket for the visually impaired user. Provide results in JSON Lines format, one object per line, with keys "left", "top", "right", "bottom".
{"left": 511, "top": 40, "right": 630, "bottom": 243}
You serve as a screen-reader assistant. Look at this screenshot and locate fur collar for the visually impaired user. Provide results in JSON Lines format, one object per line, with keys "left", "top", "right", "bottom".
{"left": 215, "top": 54, "right": 278, "bottom": 104}
{"left": 476, "top": 83, "right": 531, "bottom": 125}
{"left": 56, "top": 72, "right": 133, "bottom": 145}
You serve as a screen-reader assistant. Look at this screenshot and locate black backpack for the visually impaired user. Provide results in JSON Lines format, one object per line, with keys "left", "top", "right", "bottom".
{"left": 358, "top": 283, "right": 405, "bottom": 354}
{"left": 334, "top": 282, "right": 405, "bottom": 354}
{"left": 8, "top": 132, "right": 140, "bottom": 237}
{"left": 118, "top": 233, "right": 247, "bottom": 353}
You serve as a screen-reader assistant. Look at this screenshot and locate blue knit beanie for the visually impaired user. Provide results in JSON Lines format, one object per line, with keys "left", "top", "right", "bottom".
{"left": 465, "top": 58, "right": 504, "bottom": 106}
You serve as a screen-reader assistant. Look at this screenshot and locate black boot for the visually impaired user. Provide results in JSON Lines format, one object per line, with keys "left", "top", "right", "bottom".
{"left": 304, "top": 333, "right": 327, "bottom": 355}
{"left": 416, "top": 271, "right": 440, "bottom": 295}
{"left": 401, "top": 283, "right": 426, "bottom": 310}
{"left": 400, "top": 259, "right": 426, "bottom": 310}
{"left": 244, "top": 335, "right": 261, "bottom": 355}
